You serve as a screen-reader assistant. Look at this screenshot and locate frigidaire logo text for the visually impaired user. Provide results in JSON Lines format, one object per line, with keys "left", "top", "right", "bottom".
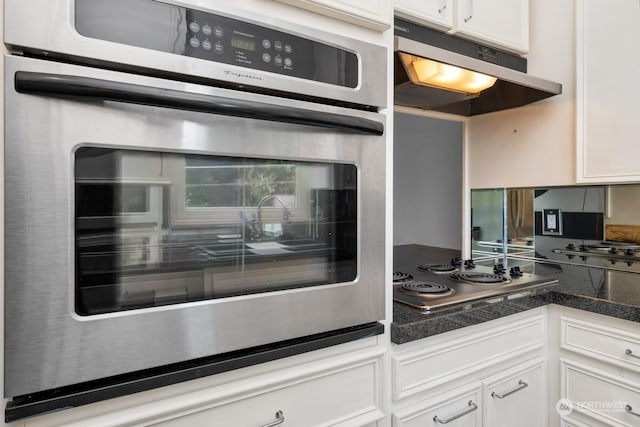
{"left": 224, "top": 70, "right": 264, "bottom": 81}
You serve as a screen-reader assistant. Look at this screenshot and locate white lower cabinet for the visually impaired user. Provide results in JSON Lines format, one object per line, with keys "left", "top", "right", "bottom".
{"left": 391, "top": 308, "right": 547, "bottom": 427}
{"left": 153, "top": 353, "right": 383, "bottom": 427}
{"left": 551, "top": 305, "right": 640, "bottom": 427}
{"left": 25, "top": 344, "right": 385, "bottom": 427}
{"left": 483, "top": 359, "right": 546, "bottom": 427}
{"left": 393, "top": 382, "right": 483, "bottom": 426}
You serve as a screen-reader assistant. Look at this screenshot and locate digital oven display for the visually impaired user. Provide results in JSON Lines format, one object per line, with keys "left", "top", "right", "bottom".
{"left": 231, "top": 38, "right": 256, "bottom": 51}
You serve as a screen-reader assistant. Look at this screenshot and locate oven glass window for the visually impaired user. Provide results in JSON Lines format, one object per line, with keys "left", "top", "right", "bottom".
{"left": 74, "top": 147, "right": 358, "bottom": 315}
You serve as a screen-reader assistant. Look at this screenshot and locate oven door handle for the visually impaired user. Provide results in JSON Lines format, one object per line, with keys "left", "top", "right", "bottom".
{"left": 14, "top": 71, "right": 384, "bottom": 136}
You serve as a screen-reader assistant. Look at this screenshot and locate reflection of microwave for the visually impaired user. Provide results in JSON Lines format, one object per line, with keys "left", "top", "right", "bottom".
{"left": 4, "top": 0, "right": 386, "bottom": 420}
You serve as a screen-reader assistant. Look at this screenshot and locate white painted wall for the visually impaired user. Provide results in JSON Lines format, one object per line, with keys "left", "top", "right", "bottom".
{"left": 393, "top": 111, "right": 463, "bottom": 250}
{"left": 465, "top": 0, "right": 576, "bottom": 189}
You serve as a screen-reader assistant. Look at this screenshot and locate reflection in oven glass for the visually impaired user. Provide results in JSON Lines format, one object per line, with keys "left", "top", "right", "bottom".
{"left": 75, "top": 147, "right": 359, "bottom": 315}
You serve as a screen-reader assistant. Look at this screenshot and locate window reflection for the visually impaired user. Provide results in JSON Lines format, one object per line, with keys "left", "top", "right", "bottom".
{"left": 74, "top": 147, "right": 358, "bottom": 315}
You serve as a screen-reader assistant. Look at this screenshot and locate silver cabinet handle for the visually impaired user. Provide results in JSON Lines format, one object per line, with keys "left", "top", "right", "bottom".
{"left": 464, "top": 0, "right": 473, "bottom": 22}
{"left": 433, "top": 400, "right": 478, "bottom": 424}
{"left": 626, "top": 349, "right": 640, "bottom": 360}
{"left": 438, "top": 0, "right": 447, "bottom": 13}
{"left": 491, "top": 380, "right": 528, "bottom": 399}
{"left": 261, "top": 410, "right": 285, "bottom": 427}
{"left": 626, "top": 404, "right": 640, "bottom": 417}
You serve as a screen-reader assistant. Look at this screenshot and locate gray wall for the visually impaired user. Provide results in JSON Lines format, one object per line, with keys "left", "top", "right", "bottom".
{"left": 393, "top": 112, "right": 463, "bottom": 249}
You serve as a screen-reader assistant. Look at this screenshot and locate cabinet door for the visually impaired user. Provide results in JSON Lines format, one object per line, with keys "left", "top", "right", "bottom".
{"left": 274, "top": 0, "right": 391, "bottom": 31}
{"left": 392, "top": 383, "right": 482, "bottom": 427}
{"left": 576, "top": 0, "right": 640, "bottom": 183}
{"left": 454, "top": 0, "right": 529, "bottom": 54}
{"left": 483, "top": 358, "right": 546, "bottom": 427}
{"left": 394, "top": 0, "right": 454, "bottom": 31}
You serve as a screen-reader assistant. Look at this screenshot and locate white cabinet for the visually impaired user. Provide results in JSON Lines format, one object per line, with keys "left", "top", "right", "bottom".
{"left": 394, "top": 0, "right": 454, "bottom": 31}
{"left": 393, "top": 359, "right": 544, "bottom": 427}
{"left": 483, "top": 359, "right": 546, "bottom": 427}
{"left": 24, "top": 344, "right": 385, "bottom": 427}
{"left": 394, "top": 0, "right": 529, "bottom": 54}
{"left": 274, "top": 0, "right": 392, "bottom": 31}
{"left": 391, "top": 308, "right": 547, "bottom": 426}
{"left": 550, "top": 306, "right": 640, "bottom": 427}
{"left": 454, "top": 0, "right": 529, "bottom": 54}
{"left": 576, "top": 0, "right": 640, "bottom": 183}
{"left": 393, "top": 382, "right": 483, "bottom": 426}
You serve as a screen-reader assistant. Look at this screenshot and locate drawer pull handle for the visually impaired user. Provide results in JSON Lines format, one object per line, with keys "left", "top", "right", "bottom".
{"left": 491, "top": 380, "right": 528, "bottom": 399}
{"left": 626, "top": 404, "right": 640, "bottom": 417}
{"left": 261, "top": 410, "right": 285, "bottom": 427}
{"left": 433, "top": 400, "right": 478, "bottom": 424}
{"left": 438, "top": 0, "right": 447, "bottom": 13}
{"left": 625, "top": 349, "right": 640, "bottom": 360}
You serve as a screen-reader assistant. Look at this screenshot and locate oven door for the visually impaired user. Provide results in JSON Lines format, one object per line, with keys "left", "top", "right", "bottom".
{"left": 4, "top": 55, "right": 385, "bottom": 397}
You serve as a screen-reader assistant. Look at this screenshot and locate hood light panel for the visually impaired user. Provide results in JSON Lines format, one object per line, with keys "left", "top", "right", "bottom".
{"left": 399, "top": 52, "right": 497, "bottom": 95}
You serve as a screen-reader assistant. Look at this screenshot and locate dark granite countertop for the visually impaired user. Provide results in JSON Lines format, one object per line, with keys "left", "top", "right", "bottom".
{"left": 391, "top": 245, "right": 640, "bottom": 344}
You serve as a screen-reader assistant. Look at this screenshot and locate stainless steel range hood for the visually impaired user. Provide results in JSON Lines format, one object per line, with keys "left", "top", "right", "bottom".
{"left": 394, "top": 21, "right": 562, "bottom": 116}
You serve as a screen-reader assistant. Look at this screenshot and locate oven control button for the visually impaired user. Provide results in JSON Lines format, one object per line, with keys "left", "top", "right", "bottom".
{"left": 262, "top": 39, "right": 272, "bottom": 49}
{"left": 214, "top": 41, "right": 224, "bottom": 54}
{"left": 274, "top": 55, "right": 283, "bottom": 67}
{"left": 262, "top": 53, "right": 272, "bottom": 63}
{"left": 189, "top": 22, "right": 200, "bottom": 33}
{"left": 202, "top": 24, "right": 212, "bottom": 36}
{"left": 284, "top": 57, "right": 293, "bottom": 68}
{"left": 202, "top": 39, "right": 212, "bottom": 50}
{"left": 189, "top": 37, "right": 200, "bottom": 48}
{"left": 274, "top": 40, "right": 283, "bottom": 51}
{"left": 214, "top": 26, "right": 224, "bottom": 38}
{"left": 284, "top": 43, "right": 293, "bottom": 54}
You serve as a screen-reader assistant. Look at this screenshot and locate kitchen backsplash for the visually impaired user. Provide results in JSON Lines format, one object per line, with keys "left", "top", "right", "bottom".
{"left": 471, "top": 184, "right": 640, "bottom": 260}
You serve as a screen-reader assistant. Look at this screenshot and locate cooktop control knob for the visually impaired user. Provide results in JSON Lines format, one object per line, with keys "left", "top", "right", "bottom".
{"left": 450, "top": 257, "right": 462, "bottom": 267}
{"left": 493, "top": 263, "right": 506, "bottom": 274}
{"left": 509, "top": 266, "right": 523, "bottom": 278}
{"left": 463, "top": 259, "right": 476, "bottom": 269}
{"left": 566, "top": 243, "right": 575, "bottom": 250}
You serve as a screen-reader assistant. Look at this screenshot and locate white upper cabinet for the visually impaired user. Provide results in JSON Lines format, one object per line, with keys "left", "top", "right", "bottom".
{"left": 395, "top": 0, "right": 529, "bottom": 54}
{"left": 274, "top": 0, "right": 392, "bottom": 31}
{"left": 576, "top": 0, "right": 640, "bottom": 183}
{"left": 455, "top": 0, "right": 529, "bottom": 54}
{"left": 395, "top": 0, "right": 454, "bottom": 31}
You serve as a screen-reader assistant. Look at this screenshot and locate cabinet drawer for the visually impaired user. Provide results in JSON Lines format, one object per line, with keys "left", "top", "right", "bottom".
{"left": 49, "top": 347, "right": 384, "bottom": 427}
{"left": 392, "top": 382, "right": 482, "bottom": 427}
{"left": 392, "top": 313, "right": 544, "bottom": 400}
{"left": 154, "top": 359, "right": 382, "bottom": 426}
{"left": 483, "top": 358, "right": 546, "bottom": 427}
{"left": 562, "top": 358, "right": 640, "bottom": 426}
{"left": 561, "top": 316, "right": 640, "bottom": 372}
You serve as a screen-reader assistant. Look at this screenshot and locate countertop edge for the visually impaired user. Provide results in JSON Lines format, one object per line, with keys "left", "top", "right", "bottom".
{"left": 391, "top": 290, "right": 640, "bottom": 345}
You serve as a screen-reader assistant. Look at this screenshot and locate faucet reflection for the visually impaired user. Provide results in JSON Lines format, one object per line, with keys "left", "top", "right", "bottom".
{"left": 255, "top": 194, "right": 292, "bottom": 240}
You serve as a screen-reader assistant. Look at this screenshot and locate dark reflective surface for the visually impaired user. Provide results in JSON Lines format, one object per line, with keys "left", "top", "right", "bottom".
{"left": 75, "top": 148, "right": 358, "bottom": 315}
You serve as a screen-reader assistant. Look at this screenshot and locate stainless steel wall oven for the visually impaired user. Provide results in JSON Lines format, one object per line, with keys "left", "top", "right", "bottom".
{"left": 4, "top": 0, "right": 386, "bottom": 420}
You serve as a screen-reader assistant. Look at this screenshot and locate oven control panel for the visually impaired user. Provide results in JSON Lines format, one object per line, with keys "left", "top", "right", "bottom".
{"left": 75, "top": 0, "right": 358, "bottom": 88}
